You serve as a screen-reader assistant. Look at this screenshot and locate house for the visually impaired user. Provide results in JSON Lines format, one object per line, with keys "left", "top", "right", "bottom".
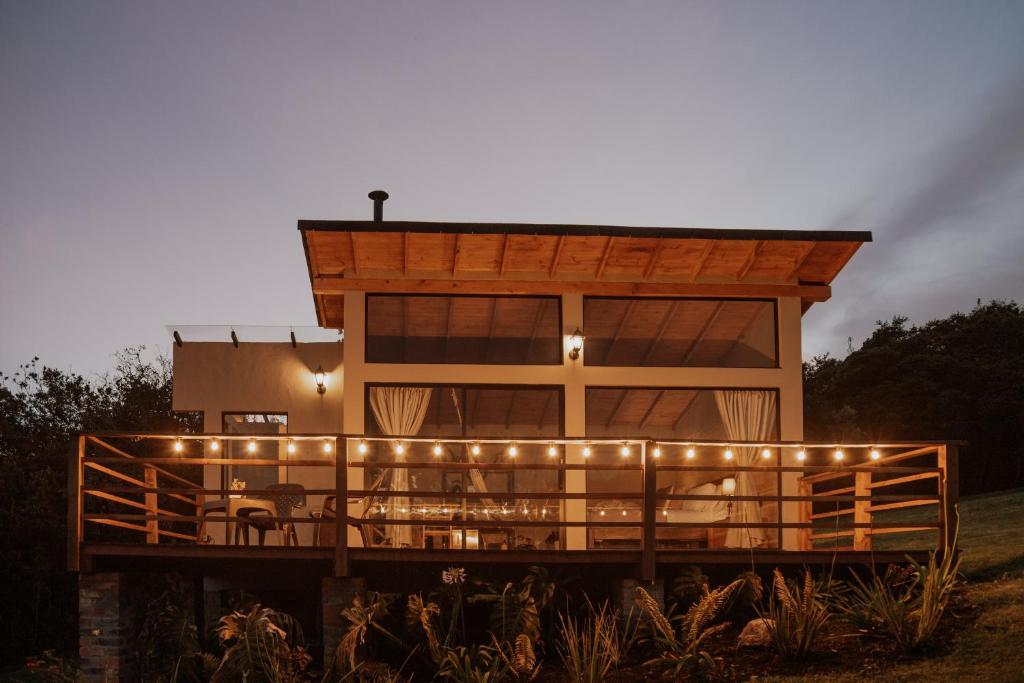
{"left": 70, "top": 191, "right": 958, "bottom": 678}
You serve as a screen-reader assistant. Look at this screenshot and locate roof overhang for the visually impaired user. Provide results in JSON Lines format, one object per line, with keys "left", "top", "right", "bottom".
{"left": 299, "top": 220, "right": 871, "bottom": 329}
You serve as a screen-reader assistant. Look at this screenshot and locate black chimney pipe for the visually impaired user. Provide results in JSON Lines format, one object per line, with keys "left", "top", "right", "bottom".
{"left": 368, "top": 190, "right": 389, "bottom": 222}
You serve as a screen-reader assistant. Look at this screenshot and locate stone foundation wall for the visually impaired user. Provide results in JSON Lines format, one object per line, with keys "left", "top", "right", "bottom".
{"left": 321, "top": 576, "right": 366, "bottom": 671}
{"left": 78, "top": 573, "right": 128, "bottom": 683}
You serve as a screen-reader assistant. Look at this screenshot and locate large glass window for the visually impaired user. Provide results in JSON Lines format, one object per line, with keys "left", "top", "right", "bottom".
{"left": 222, "top": 413, "right": 287, "bottom": 491}
{"left": 583, "top": 297, "right": 777, "bottom": 367}
{"left": 366, "top": 294, "right": 562, "bottom": 364}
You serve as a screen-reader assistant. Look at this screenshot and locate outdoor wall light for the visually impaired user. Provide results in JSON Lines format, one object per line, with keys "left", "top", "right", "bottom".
{"left": 314, "top": 366, "right": 327, "bottom": 394}
{"left": 722, "top": 477, "right": 737, "bottom": 496}
{"left": 568, "top": 328, "right": 585, "bottom": 361}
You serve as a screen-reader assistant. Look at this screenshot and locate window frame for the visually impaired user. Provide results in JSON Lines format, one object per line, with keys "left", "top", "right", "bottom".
{"left": 581, "top": 295, "right": 780, "bottom": 369}
{"left": 364, "top": 293, "right": 564, "bottom": 366}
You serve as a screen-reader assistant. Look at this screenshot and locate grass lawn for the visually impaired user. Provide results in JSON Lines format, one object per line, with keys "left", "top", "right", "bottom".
{"left": 769, "top": 487, "right": 1024, "bottom": 682}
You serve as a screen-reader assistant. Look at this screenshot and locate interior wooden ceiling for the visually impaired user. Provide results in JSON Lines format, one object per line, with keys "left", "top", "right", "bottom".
{"left": 300, "top": 222, "right": 870, "bottom": 328}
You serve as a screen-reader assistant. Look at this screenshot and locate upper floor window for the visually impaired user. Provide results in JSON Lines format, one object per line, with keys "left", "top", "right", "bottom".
{"left": 582, "top": 297, "right": 777, "bottom": 367}
{"left": 366, "top": 294, "right": 562, "bottom": 365}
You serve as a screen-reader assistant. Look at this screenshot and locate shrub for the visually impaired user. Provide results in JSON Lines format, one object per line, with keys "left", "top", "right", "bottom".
{"left": 556, "top": 600, "right": 622, "bottom": 683}
{"left": 762, "top": 569, "right": 829, "bottom": 660}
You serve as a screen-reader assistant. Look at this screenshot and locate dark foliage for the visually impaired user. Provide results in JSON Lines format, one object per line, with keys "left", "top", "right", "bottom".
{"left": 0, "top": 348, "right": 197, "bottom": 667}
{"left": 803, "top": 300, "right": 1024, "bottom": 495}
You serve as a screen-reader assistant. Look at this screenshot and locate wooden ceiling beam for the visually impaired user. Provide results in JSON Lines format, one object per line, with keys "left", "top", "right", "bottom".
{"left": 452, "top": 234, "right": 462, "bottom": 277}
{"left": 784, "top": 241, "right": 817, "bottom": 282}
{"left": 638, "top": 390, "right": 664, "bottom": 430}
{"left": 499, "top": 234, "right": 511, "bottom": 276}
{"left": 442, "top": 297, "right": 454, "bottom": 362}
{"left": 349, "top": 233, "right": 361, "bottom": 275}
{"left": 522, "top": 298, "right": 548, "bottom": 362}
{"left": 312, "top": 277, "right": 831, "bottom": 301}
{"left": 604, "top": 389, "right": 629, "bottom": 429}
{"left": 549, "top": 235, "right": 565, "bottom": 278}
{"left": 537, "top": 392, "right": 555, "bottom": 430}
{"left": 736, "top": 241, "right": 762, "bottom": 280}
{"left": 671, "top": 392, "right": 700, "bottom": 433}
{"left": 643, "top": 238, "right": 665, "bottom": 280}
{"left": 595, "top": 237, "right": 615, "bottom": 279}
{"left": 639, "top": 301, "right": 679, "bottom": 365}
{"left": 679, "top": 302, "right": 725, "bottom": 363}
{"left": 689, "top": 239, "right": 716, "bottom": 281}
{"left": 603, "top": 300, "right": 637, "bottom": 364}
{"left": 403, "top": 232, "right": 410, "bottom": 275}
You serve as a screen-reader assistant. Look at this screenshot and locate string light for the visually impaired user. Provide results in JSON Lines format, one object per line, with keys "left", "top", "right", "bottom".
{"left": 761, "top": 448, "right": 772, "bottom": 459}
{"left": 432, "top": 442, "right": 443, "bottom": 457}
{"left": 247, "top": 439, "right": 257, "bottom": 454}
{"left": 394, "top": 442, "right": 405, "bottom": 456}
{"left": 471, "top": 443, "right": 481, "bottom": 456}
{"left": 357, "top": 440, "right": 368, "bottom": 455}
{"left": 547, "top": 444, "right": 557, "bottom": 457}
{"left": 287, "top": 441, "right": 297, "bottom": 454}
{"left": 870, "top": 449, "right": 881, "bottom": 461}
{"left": 724, "top": 449, "right": 734, "bottom": 461}
{"left": 620, "top": 444, "right": 631, "bottom": 457}
{"left": 210, "top": 439, "right": 220, "bottom": 452}
{"left": 599, "top": 510, "right": 606, "bottom": 516}
{"left": 796, "top": 450, "right": 806, "bottom": 462}
{"left": 621, "top": 509, "right": 628, "bottom": 516}
{"left": 582, "top": 445, "right": 592, "bottom": 458}
{"left": 173, "top": 439, "right": 183, "bottom": 453}
{"left": 685, "top": 448, "right": 696, "bottom": 460}
{"left": 652, "top": 446, "right": 661, "bottom": 458}
{"left": 833, "top": 449, "right": 844, "bottom": 462}
{"left": 662, "top": 509, "right": 668, "bottom": 516}
{"left": 508, "top": 443, "right": 518, "bottom": 457}
{"left": 323, "top": 441, "right": 333, "bottom": 454}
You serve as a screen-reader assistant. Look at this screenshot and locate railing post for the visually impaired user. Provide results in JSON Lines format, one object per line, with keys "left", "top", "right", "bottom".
{"left": 67, "top": 435, "right": 84, "bottom": 571}
{"left": 334, "top": 436, "right": 349, "bottom": 577}
{"left": 145, "top": 467, "right": 159, "bottom": 544}
{"left": 937, "top": 444, "right": 959, "bottom": 554}
{"left": 853, "top": 470, "right": 871, "bottom": 551}
{"left": 641, "top": 441, "right": 656, "bottom": 583}
{"left": 797, "top": 478, "right": 811, "bottom": 551}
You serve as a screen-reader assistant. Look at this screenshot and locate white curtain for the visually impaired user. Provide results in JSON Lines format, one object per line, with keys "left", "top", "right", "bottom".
{"left": 714, "top": 390, "right": 777, "bottom": 548}
{"left": 369, "top": 386, "right": 432, "bottom": 547}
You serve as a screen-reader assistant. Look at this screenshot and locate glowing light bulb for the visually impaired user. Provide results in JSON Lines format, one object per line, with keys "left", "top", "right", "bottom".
{"left": 620, "top": 444, "right": 630, "bottom": 457}
{"left": 508, "top": 444, "right": 518, "bottom": 457}
{"left": 471, "top": 443, "right": 481, "bottom": 456}
{"left": 394, "top": 442, "right": 405, "bottom": 456}
{"left": 761, "top": 448, "right": 772, "bottom": 459}
{"left": 796, "top": 450, "right": 806, "bottom": 462}
{"left": 870, "top": 449, "right": 881, "bottom": 461}
{"left": 287, "top": 441, "right": 296, "bottom": 454}
{"left": 724, "top": 449, "right": 734, "bottom": 461}
{"left": 247, "top": 440, "right": 256, "bottom": 454}
{"left": 357, "top": 441, "right": 368, "bottom": 454}
{"left": 621, "top": 509, "right": 627, "bottom": 516}
{"left": 582, "top": 445, "right": 592, "bottom": 458}
{"left": 547, "top": 444, "right": 557, "bottom": 457}
{"left": 662, "top": 509, "right": 668, "bottom": 516}
{"left": 652, "top": 446, "right": 661, "bottom": 458}
{"left": 685, "top": 448, "right": 696, "bottom": 460}
{"left": 433, "top": 442, "right": 443, "bottom": 456}
{"left": 173, "top": 439, "right": 183, "bottom": 453}
{"left": 834, "top": 449, "right": 844, "bottom": 462}
{"left": 323, "top": 441, "right": 333, "bottom": 454}
{"left": 599, "top": 509, "right": 606, "bottom": 517}
{"left": 210, "top": 439, "right": 220, "bottom": 452}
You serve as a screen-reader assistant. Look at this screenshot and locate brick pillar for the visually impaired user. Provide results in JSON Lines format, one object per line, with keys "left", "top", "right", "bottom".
{"left": 321, "top": 576, "right": 365, "bottom": 671}
{"left": 78, "top": 573, "right": 129, "bottom": 682}
{"left": 614, "top": 578, "right": 664, "bottom": 615}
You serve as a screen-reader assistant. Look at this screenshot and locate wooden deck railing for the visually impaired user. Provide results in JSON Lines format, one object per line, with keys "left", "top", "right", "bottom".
{"left": 68, "top": 433, "right": 959, "bottom": 580}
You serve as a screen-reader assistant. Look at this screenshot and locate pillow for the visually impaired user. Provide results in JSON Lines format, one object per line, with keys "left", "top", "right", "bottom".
{"left": 682, "top": 482, "right": 727, "bottom": 514}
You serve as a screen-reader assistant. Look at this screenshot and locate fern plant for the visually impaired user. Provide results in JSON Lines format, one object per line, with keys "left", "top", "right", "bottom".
{"left": 491, "top": 634, "right": 540, "bottom": 682}
{"left": 762, "top": 569, "right": 829, "bottom": 660}
{"left": 635, "top": 581, "right": 740, "bottom": 680}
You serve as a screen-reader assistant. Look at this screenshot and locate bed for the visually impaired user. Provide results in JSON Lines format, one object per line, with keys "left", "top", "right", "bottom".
{"left": 589, "top": 481, "right": 731, "bottom": 549}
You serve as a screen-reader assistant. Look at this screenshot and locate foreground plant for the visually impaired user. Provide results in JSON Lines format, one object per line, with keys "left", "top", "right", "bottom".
{"left": 213, "top": 605, "right": 310, "bottom": 682}
{"left": 635, "top": 581, "right": 739, "bottom": 680}
{"left": 557, "top": 600, "right": 622, "bottom": 683}
{"left": 762, "top": 568, "right": 829, "bottom": 659}
{"left": 436, "top": 644, "right": 509, "bottom": 683}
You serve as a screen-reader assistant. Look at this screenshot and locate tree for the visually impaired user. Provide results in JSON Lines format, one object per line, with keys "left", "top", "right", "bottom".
{"left": 0, "top": 348, "right": 196, "bottom": 666}
{"left": 803, "top": 300, "right": 1024, "bottom": 494}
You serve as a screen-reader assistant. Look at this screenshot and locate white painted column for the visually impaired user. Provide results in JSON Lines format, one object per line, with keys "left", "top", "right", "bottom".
{"left": 562, "top": 293, "right": 588, "bottom": 550}
{"left": 776, "top": 296, "right": 805, "bottom": 550}
{"left": 342, "top": 291, "right": 366, "bottom": 547}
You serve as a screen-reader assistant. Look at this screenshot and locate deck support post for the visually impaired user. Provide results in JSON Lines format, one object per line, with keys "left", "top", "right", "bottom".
{"left": 853, "top": 471, "right": 871, "bottom": 551}
{"left": 144, "top": 467, "right": 159, "bottom": 545}
{"left": 334, "top": 437, "right": 348, "bottom": 577}
{"left": 937, "top": 443, "right": 960, "bottom": 555}
{"left": 641, "top": 441, "right": 657, "bottom": 583}
{"left": 797, "top": 478, "right": 811, "bottom": 551}
{"left": 68, "top": 436, "right": 84, "bottom": 571}
{"left": 322, "top": 576, "right": 365, "bottom": 671}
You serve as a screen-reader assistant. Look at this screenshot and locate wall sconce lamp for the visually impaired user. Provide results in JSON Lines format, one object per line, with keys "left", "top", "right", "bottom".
{"left": 722, "top": 477, "right": 737, "bottom": 496}
{"left": 568, "top": 328, "right": 585, "bottom": 361}
{"left": 314, "top": 366, "right": 327, "bottom": 394}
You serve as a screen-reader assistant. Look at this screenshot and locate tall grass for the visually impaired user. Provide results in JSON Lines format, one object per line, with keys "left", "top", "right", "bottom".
{"left": 556, "top": 601, "right": 621, "bottom": 683}
{"left": 762, "top": 569, "right": 829, "bottom": 660}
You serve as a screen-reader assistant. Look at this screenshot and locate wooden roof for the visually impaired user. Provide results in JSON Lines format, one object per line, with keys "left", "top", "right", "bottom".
{"left": 299, "top": 221, "right": 870, "bottom": 328}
